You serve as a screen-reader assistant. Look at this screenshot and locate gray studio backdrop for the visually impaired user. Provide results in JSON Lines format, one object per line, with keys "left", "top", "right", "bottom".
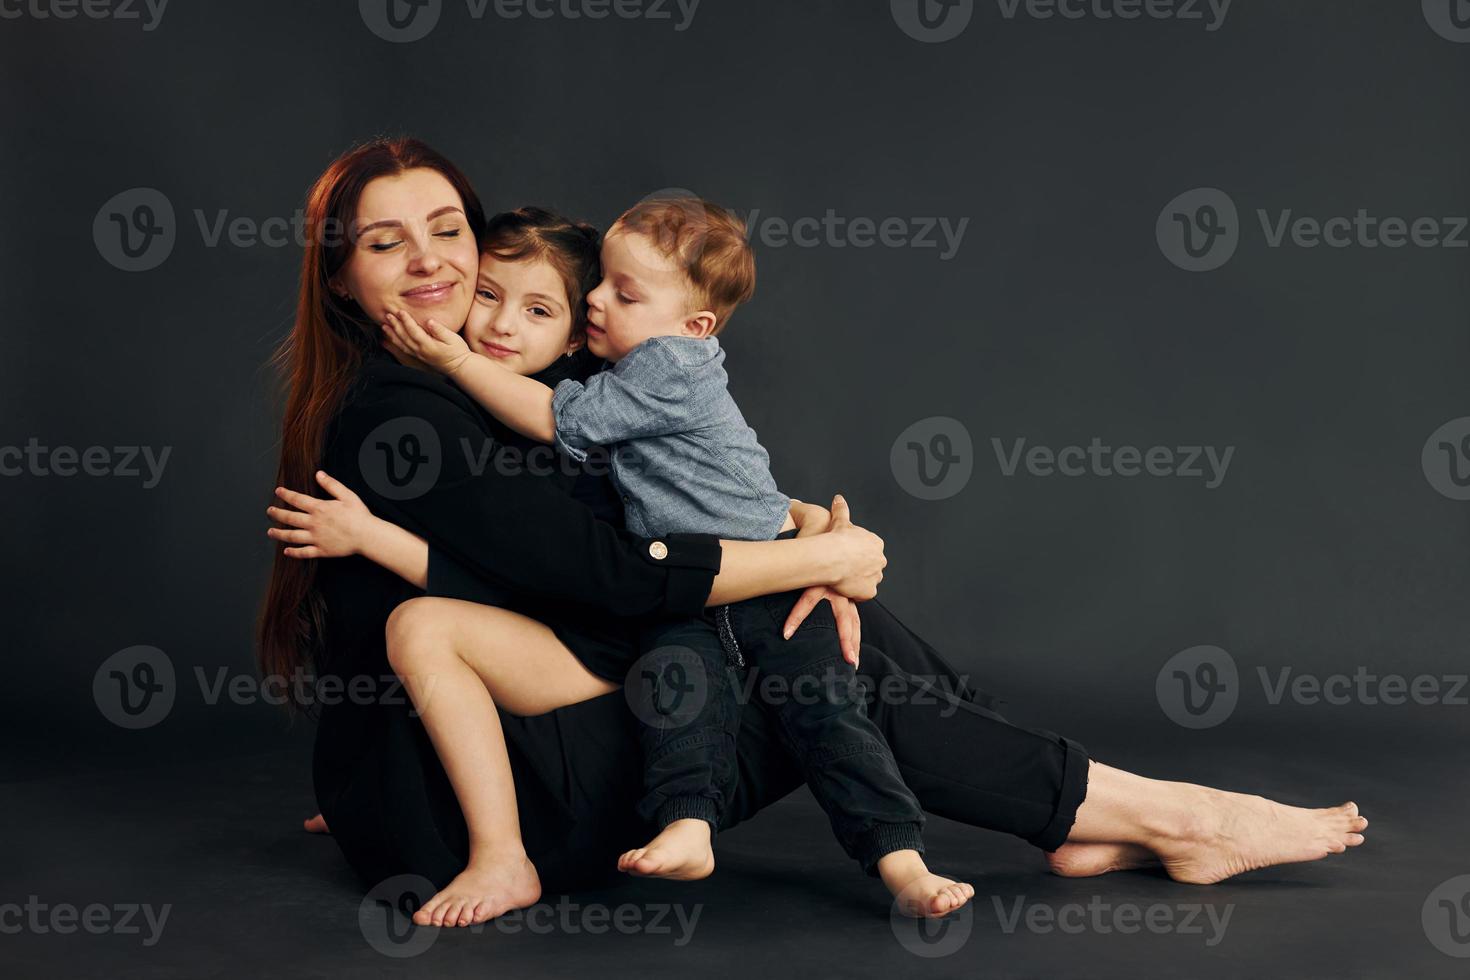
{"left": 1, "top": 0, "right": 1466, "bottom": 772}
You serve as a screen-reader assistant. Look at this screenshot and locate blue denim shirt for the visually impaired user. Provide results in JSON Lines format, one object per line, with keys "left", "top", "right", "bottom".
{"left": 552, "top": 336, "right": 790, "bottom": 540}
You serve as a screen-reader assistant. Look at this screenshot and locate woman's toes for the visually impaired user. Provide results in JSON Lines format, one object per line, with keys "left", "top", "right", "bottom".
{"left": 1346, "top": 833, "right": 1365, "bottom": 846}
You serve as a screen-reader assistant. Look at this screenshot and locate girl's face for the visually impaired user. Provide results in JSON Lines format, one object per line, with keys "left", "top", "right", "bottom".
{"left": 328, "top": 168, "right": 479, "bottom": 332}
{"left": 464, "top": 253, "right": 582, "bottom": 377}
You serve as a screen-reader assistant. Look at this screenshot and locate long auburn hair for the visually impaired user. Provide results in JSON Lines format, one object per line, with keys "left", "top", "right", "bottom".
{"left": 257, "top": 137, "right": 485, "bottom": 705}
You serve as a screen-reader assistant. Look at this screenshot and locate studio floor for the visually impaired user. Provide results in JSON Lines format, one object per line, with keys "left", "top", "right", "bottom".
{"left": 2, "top": 728, "right": 1462, "bottom": 979}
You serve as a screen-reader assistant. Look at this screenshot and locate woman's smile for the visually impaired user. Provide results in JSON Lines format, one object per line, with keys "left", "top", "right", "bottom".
{"left": 400, "top": 280, "right": 461, "bottom": 306}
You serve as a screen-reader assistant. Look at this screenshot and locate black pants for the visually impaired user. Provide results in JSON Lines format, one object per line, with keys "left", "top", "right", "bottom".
{"left": 322, "top": 597, "right": 1090, "bottom": 893}
{"left": 634, "top": 590, "right": 926, "bottom": 873}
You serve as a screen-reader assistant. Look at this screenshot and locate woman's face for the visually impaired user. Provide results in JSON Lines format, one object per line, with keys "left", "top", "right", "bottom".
{"left": 329, "top": 167, "right": 479, "bottom": 331}
{"left": 464, "top": 253, "right": 582, "bottom": 377}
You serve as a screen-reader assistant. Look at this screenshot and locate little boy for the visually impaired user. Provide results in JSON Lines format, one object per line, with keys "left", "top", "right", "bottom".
{"left": 389, "top": 197, "right": 972, "bottom": 917}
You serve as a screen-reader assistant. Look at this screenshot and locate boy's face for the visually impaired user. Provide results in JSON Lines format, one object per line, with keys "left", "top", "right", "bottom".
{"left": 585, "top": 227, "right": 707, "bottom": 362}
{"left": 462, "top": 253, "right": 581, "bottom": 377}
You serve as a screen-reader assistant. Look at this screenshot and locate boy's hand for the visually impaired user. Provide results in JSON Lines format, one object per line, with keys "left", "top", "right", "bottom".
{"left": 267, "top": 471, "right": 377, "bottom": 559}
{"left": 381, "top": 308, "right": 473, "bottom": 376}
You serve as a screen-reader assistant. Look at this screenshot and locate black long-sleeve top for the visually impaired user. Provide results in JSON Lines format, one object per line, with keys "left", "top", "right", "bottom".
{"left": 310, "top": 347, "right": 723, "bottom": 828}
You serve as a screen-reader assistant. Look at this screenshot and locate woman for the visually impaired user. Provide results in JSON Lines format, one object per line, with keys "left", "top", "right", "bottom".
{"left": 262, "top": 137, "right": 1368, "bottom": 928}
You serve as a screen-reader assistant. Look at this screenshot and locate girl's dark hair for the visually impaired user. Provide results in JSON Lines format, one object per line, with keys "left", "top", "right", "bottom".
{"left": 258, "top": 136, "right": 485, "bottom": 709}
{"left": 481, "top": 207, "right": 601, "bottom": 337}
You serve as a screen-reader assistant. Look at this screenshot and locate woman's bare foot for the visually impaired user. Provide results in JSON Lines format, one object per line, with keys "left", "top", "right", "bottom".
{"left": 617, "top": 819, "right": 715, "bottom": 880}
{"left": 1046, "top": 842, "right": 1158, "bottom": 878}
{"left": 303, "top": 813, "right": 329, "bottom": 834}
{"left": 413, "top": 851, "right": 542, "bottom": 927}
{"left": 878, "top": 850, "right": 975, "bottom": 919}
{"left": 1155, "top": 791, "right": 1368, "bottom": 885}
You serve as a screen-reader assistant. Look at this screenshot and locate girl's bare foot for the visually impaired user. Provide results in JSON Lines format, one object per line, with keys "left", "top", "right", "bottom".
{"left": 303, "top": 813, "right": 329, "bottom": 834}
{"left": 413, "top": 851, "right": 542, "bottom": 927}
{"left": 1155, "top": 792, "right": 1368, "bottom": 885}
{"left": 617, "top": 819, "right": 715, "bottom": 880}
{"left": 1046, "top": 842, "right": 1158, "bottom": 878}
{"left": 878, "top": 849, "right": 975, "bottom": 919}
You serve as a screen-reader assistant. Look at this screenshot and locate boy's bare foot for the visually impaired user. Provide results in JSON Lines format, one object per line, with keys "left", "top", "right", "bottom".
{"left": 1046, "top": 842, "right": 1157, "bottom": 877}
{"left": 1154, "top": 791, "right": 1368, "bottom": 885}
{"left": 303, "top": 813, "right": 329, "bottom": 834}
{"left": 617, "top": 818, "right": 715, "bottom": 880}
{"left": 413, "top": 851, "right": 542, "bottom": 927}
{"left": 878, "top": 849, "right": 975, "bottom": 919}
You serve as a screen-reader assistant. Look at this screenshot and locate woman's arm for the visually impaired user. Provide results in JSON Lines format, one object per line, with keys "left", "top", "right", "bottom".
{"left": 314, "top": 365, "right": 883, "bottom": 620}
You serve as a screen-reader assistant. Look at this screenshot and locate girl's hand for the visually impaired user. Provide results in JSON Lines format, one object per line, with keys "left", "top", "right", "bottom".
{"left": 267, "top": 471, "right": 375, "bottom": 559}
{"left": 783, "top": 586, "right": 862, "bottom": 667}
{"left": 823, "top": 494, "right": 886, "bottom": 601}
{"left": 381, "top": 308, "right": 472, "bottom": 376}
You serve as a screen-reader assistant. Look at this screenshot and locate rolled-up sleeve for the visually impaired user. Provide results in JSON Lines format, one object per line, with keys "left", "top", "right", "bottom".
{"left": 552, "top": 343, "right": 695, "bottom": 462}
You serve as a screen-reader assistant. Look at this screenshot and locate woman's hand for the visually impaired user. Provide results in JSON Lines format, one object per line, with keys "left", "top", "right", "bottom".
{"left": 381, "top": 307, "right": 473, "bottom": 376}
{"left": 783, "top": 586, "right": 862, "bottom": 667}
{"left": 822, "top": 494, "right": 886, "bottom": 601}
{"left": 267, "top": 471, "right": 376, "bottom": 559}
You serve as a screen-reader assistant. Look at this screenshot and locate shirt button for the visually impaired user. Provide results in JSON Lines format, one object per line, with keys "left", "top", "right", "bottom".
{"left": 648, "top": 541, "right": 669, "bottom": 560}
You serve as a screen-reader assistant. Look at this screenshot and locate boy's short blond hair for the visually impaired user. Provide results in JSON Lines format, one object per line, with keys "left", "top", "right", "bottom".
{"left": 612, "top": 197, "right": 756, "bottom": 333}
